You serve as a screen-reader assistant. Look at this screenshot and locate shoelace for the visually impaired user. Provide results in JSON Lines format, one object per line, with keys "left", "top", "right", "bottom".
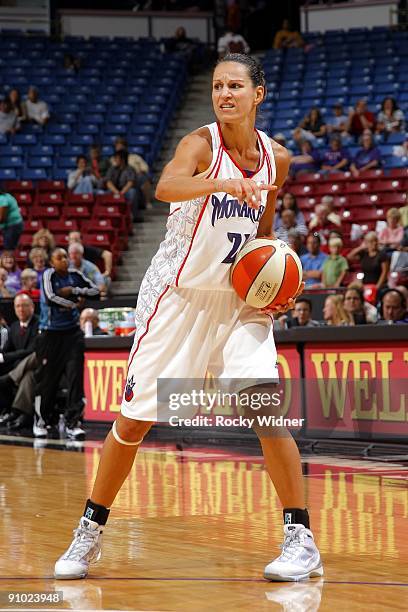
{"left": 278, "top": 530, "right": 305, "bottom": 562}
{"left": 63, "top": 526, "right": 100, "bottom": 562}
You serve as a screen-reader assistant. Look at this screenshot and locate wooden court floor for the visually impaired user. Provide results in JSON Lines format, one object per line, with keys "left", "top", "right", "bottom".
{"left": 0, "top": 440, "right": 407, "bottom": 611}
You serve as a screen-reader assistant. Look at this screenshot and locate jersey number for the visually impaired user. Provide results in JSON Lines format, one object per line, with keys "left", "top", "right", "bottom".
{"left": 222, "top": 232, "right": 250, "bottom": 264}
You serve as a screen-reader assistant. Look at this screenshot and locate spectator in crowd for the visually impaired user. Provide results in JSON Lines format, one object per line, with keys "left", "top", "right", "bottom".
{"left": 0, "top": 190, "right": 24, "bottom": 250}
{"left": 347, "top": 99, "right": 375, "bottom": 139}
{"left": 320, "top": 136, "right": 349, "bottom": 173}
{"left": 24, "top": 86, "right": 49, "bottom": 126}
{"left": 0, "top": 294, "right": 39, "bottom": 431}
{"left": 350, "top": 129, "right": 382, "bottom": 177}
{"left": 0, "top": 252, "right": 21, "bottom": 295}
{"left": 7, "top": 88, "right": 26, "bottom": 122}
{"left": 273, "top": 19, "right": 303, "bottom": 49}
{"left": 343, "top": 283, "right": 378, "bottom": 325}
{"left": 80, "top": 308, "right": 107, "bottom": 336}
{"left": 377, "top": 208, "right": 404, "bottom": 251}
{"left": 29, "top": 247, "right": 48, "bottom": 288}
{"left": 323, "top": 294, "right": 352, "bottom": 326}
{"left": 31, "top": 228, "right": 55, "bottom": 260}
{"left": 0, "top": 294, "right": 38, "bottom": 376}
{"left": 388, "top": 230, "right": 408, "bottom": 288}
{"left": 287, "top": 229, "right": 307, "bottom": 257}
{"left": 63, "top": 53, "right": 81, "bottom": 74}
{"left": 0, "top": 98, "right": 19, "bottom": 135}
{"left": 300, "top": 233, "right": 328, "bottom": 288}
{"left": 274, "top": 192, "right": 306, "bottom": 231}
{"left": 0, "top": 312, "right": 7, "bottom": 350}
{"left": 0, "top": 267, "right": 14, "bottom": 299}
{"left": 400, "top": 201, "right": 408, "bottom": 228}
{"left": 279, "top": 298, "right": 320, "bottom": 329}
{"left": 347, "top": 231, "right": 389, "bottom": 290}
{"left": 68, "top": 231, "right": 112, "bottom": 280}
{"left": 378, "top": 289, "right": 408, "bottom": 324}
{"left": 113, "top": 137, "right": 152, "bottom": 208}
{"left": 68, "top": 155, "right": 98, "bottom": 195}
{"left": 376, "top": 97, "right": 405, "bottom": 136}
{"left": 34, "top": 248, "right": 99, "bottom": 439}
{"left": 68, "top": 242, "right": 108, "bottom": 298}
{"left": 105, "top": 149, "right": 143, "bottom": 222}
{"left": 17, "top": 268, "right": 41, "bottom": 301}
{"left": 308, "top": 203, "right": 342, "bottom": 243}
{"left": 276, "top": 209, "right": 307, "bottom": 243}
{"left": 89, "top": 145, "right": 110, "bottom": 186}
{"left": 322, "top": 236, "right": 349, "bottom": 288}
{"left": 296, "top": 108, "right": 327, "bottom": 143}
{"left": 326, "top": 103, "right": 348, "bottom": 135}
{"left": 309, "top": 195, "right": 341, "bottom": 228}
{"left": 217, "top": 28, "right": 250, "bottom": 57}
{"left": 290, "top": 140, "right": 320, "bottom": 177}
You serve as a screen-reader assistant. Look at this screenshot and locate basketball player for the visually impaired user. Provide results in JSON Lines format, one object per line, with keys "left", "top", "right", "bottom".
{"left": 55, "top": 54, "right": 323, "bottom": 582}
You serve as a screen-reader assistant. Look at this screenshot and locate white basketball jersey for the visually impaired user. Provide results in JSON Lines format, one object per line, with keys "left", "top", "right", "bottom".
{"left": 145, "top": 122, "right": 276, "bottom": 292}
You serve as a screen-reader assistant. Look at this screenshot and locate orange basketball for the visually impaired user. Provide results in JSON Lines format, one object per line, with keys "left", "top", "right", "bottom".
{"left": 230, "top": 238, "right": 303, "bottom": 309}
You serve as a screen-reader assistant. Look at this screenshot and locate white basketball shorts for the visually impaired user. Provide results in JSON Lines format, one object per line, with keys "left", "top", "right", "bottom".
{"left": 121, "top": 286, "right": 278, "bottom": 421}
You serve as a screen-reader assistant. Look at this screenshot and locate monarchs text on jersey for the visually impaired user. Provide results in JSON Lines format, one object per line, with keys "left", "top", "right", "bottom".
{"left": 144, "top": 122, "right": 277, "bottom": 292}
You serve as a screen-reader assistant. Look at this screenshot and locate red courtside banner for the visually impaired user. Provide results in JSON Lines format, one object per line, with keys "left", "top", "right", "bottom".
{"left": 303, "top": 342, "right": 408, "bottom": 440}
{"left": 84, "top": 346, "right": 301, "bottom": 423}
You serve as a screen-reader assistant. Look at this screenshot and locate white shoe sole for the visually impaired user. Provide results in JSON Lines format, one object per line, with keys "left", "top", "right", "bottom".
{"left": 54, "top": 571, "right": 88, "bottom": 580}
{"left": 264, "top": 564, "right": 324, "bottom": 582}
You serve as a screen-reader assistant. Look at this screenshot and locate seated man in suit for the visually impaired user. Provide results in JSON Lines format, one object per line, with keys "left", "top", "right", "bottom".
{"left": 0, "top": 294, "right": 39, "bottom": 431}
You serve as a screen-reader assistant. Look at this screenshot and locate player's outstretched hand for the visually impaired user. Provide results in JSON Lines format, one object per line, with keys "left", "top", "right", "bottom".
{"left": 261, "top": 282, "right": 305, "bottom": 316}
{"left": 218, "top": 178, "right": 277, "bottom": 209}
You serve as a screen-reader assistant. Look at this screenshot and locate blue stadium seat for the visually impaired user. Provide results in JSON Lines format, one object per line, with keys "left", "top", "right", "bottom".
{"left": 22, "top": 168, "right": 48, "bottom": 180}
{"left": 28, "top": 156, "right": 53, "bottom": 168}
{"left": 0, "top": 145, "right": 22, "bottom": 156}
{"left": 0, "top": 156, "right": 22, "bottom": 168}
{"left": 0, "top": 168, "right": 16, "bottom": 180}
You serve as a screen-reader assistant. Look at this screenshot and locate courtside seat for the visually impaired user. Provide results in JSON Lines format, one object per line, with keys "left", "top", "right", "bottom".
{"left": 37, "top": 192, "right": 64, "bottom": 206}
{"left": 371, "top": 178, "right": 406, "bottom": 192}
{"left": 63, "top": 205, "right": 92, "bottom": 222}
{"left": 38, "top": 180, "right": 66, "bottom": 193}
{"left": 48, "top": 219, "right": 79, "bottom": 233}
{"left": 30, "top": 205, "right": 60, "bottom": 220}
{"left": 24, "top": 219, "right": 43, "bottom": 233}
{"left": 53, "top": 233, "right": 70, "bottom": 247}
{"left": 14, "top": 192, "right": 33, "bottom": 206}
{"left": 65, "top": 194, "right": 95, "bottom": 210}
{"left": 15, "top": 248, "right": 29, "bottom": 268}
{"left": 18, "top": 233, "right": 35, "bottom": 248}
{"left": 82, "top": 231, "right": 117, "bottom": 254}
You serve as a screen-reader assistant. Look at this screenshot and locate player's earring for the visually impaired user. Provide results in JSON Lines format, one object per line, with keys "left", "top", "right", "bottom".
{"left": 111, "top": 420, "right": 144, "bottom": 446}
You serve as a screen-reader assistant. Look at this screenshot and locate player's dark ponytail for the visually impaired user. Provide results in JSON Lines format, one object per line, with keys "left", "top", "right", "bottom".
{"left": 216, "top": 53, "right": 267, "bottom": 103}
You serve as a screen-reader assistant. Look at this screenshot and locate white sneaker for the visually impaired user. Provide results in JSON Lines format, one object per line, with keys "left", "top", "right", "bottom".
{"left": 33, "top": 420, "right": 48, "bottom": 437}
{"left": 54, "top": 517, "right": 103, "bottom": 579}
{"left": 65, "top": 422, "right": 86, "bottom": 440}
{"left": 264, "top": 524, "right": 323, "bottom": 582}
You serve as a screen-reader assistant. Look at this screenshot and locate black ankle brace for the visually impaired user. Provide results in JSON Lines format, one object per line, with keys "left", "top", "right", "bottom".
{"left": 83, "top": 498, "right": 110, "bottom": 526}
{"left": 283, "top": 507, "right": 310, "bottom": 529}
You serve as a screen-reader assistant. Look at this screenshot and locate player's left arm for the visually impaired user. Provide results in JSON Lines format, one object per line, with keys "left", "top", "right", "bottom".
{"left": 256, "top": 141, "right": 290, "bottom": 239}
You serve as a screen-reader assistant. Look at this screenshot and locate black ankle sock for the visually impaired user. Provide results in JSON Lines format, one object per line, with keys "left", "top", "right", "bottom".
{"left": 283, "top": 507, "right": 310, "bottom": 529}
{"left": 83, "top": 499, "right": 110, "bottom": 526}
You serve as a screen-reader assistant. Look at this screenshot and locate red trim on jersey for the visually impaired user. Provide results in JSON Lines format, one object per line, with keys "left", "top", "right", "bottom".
{"left": 168, "top": 207, "right": 181, "bottom": 217}
{"left": 216, "top": 122, "right": 265, "bottom": 179}
{"left": 204, "top": 137, "right": 223, "bottom": 179}
{"left": 127, "top": 285, "right": 171, "bottom": 370}
{"left": 175, "top": 145, "right": 224, "bottom": 287}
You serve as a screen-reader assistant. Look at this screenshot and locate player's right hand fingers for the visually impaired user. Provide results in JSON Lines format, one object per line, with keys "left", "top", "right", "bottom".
{"left": 242, "top": 181, "right": 258, "bottom": 209}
